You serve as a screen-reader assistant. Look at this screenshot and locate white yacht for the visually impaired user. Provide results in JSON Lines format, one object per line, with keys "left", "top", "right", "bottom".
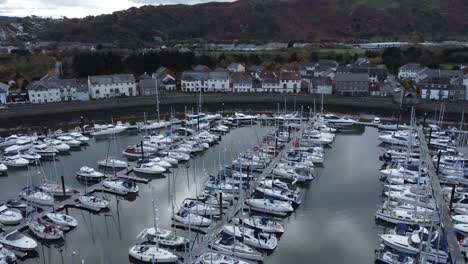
{"left": 138, "top": 120, "right": 171, "bottom": 131}
{"left": 245, "top": 198, "right": 294, "bottom": 216}
{"left": 102, "top": 179, "right": 139, "bottom": 195}
{"left": 4, "top": 136, "right": 34, "bottom": 152}
{"left": 134, "top": 160, "right": 166, "bottom": 174}
{"left": 0, "top": 154, "right": 29, "bottom": 167}
{"left": 211, "top": 235, "right": 265, "bottom": 261}
{"left": 98, "top": 157, "right": 128, "bottom": 168}
{"left": 76, "top": 166, "right": 105, "bottom": 182}
{"left": 222, "top": 225, "right": 278, "bottom": 250}
{"left": 68, "top": 132, "right": 90, "bottom": 144}
{"left": 194, "top": 253, "right": 249, "bottom": 264}
{"left": 272, "top": 164, "right": 314, "bottom": 182}
{"left": 380, "top": 229, "right": 448, "bottom": 263}
{"left": 32, "top": 142, "right": 58, "bottom": 157}
{"left": 78, "top": 194, "right": 109, "bottom": 210}
{"left": 46, "top": 213, "right": 78, "bottom": 229}
{"left": 138, "top": 227, "right": 189, "bottom": 247}
{"left": 128, "top": 244, "right": 178, "bottom": 263}
{"left": 0, "top": 205, "right": 23, "bottom": 225}
{"left": 375, "top": 208, "right": 436, "bottom": 226}
{"left": 28, "top": 219, "right": 63, "bottom": 240}
{"left": 182, "top": 199, "right": 218, "bottom": 216}
{"left": 57, "top": 135, "right": 81, "bottom": 148}
{"left": 0, "top": 135, "right": 19, "bottom": 147}
{"left": 173, "top": 209, "right": 212, "bottom": 227}
{"left": 19, "top": 186, "right": 54, "bottom": 206}
{"left": 44, "top": 139, "right": 70, "bottom": 152}
{"left": 91, "top": 123, "right": 128, "bottom": 136}
{"left": 320, "top": 114, "right": 356, "bottom": 127}
{"left": 0, "top": 230, "right": 37, "bottom": 252}
{"left": 0, "top": 164, "right": 6, "bottom": 174}
{"left": 233, "top": 216, "right": 285, "bottom": 233}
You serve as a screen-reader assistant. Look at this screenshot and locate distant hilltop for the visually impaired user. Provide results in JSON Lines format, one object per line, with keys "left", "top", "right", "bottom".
{"left": 4, "top": 0, "right": 468, "bottom": 44}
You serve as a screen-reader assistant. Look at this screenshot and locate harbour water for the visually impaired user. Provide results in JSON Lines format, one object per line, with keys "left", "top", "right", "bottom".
{"left": 0, "top": 124, "right": 385, "bottom": 263}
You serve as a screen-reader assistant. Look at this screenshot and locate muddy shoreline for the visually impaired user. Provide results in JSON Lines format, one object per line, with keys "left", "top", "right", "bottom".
{"left": 1, "top": 93, "right": 466, "bottom": 133}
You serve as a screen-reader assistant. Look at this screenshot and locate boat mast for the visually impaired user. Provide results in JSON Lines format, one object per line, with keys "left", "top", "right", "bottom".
{"left": 155, "top": 77, "right": 160, "bottom": 122}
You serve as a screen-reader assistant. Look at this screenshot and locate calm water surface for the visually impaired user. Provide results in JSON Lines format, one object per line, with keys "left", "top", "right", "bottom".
{"left": 1, "top": 125, "right": 384, "bottom": 264}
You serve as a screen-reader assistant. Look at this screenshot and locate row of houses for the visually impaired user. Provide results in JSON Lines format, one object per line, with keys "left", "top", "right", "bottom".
{"left": 0, "top": 66, "right": 176, "bottom": 105}
{"left": 398, "top": 64, "right": 468, "bottom": 101}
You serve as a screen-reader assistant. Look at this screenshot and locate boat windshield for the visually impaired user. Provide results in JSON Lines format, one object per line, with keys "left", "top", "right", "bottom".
{"left": 5, "top": 231, "right": 23, "bottom": 240}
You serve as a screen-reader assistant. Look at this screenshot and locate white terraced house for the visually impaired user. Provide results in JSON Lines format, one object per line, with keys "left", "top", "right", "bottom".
{"left": 88, "top": 74, "right": 137, "bottom": 99}
{"left": 181, "top": 71, "right": 208, "bottom": 92}
{"left": 28, "top": 79, "right": 79, "bottom": 104}
{"left": 207, "top": 71, "right": 230, "bottom": 92}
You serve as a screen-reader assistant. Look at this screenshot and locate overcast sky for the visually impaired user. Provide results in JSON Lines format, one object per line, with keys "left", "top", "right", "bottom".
{"left": 0, "top": 0, "right": 235, "bottom": 18}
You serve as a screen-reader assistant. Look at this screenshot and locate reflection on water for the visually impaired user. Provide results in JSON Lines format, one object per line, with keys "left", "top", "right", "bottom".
{"left": 1, "top": 125, "right": 383, "bottom": 263}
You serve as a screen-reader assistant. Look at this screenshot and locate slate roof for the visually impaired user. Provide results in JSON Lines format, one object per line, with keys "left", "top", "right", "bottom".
{"left": 89, "top": 74, "right": 135, "bottom": 86}
{"left": 231, "top": 73, "right": 252, "bottom": 85}
{"left": 182, "top": 71, "right": 208, "bottom": 81}
{"left": 334, "top": 73, "right": 369, "bottom": 82}
{"left": 29, "top": 78, "right": 78, "bottom": 91}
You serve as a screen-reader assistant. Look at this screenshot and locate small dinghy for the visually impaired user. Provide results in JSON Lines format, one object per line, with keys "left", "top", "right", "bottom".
{"left": 78, "top": 194, "right": 109, "bottom": 210}
{"left": 194, "top": 252, "right": 249, "bottom": 264}
{"left": 76, "top": 166, "right": 105, "bottom": 182}
{"left": 98, "top": 157, "right": 128, "bottom": 168}
{"left": 222, "top": 225, "right": 278, "bottom": 250}
{"left": 0, "top": 205, "right": 23, "bottom": 225}
{"left": 245, "top": 198, "right": 294, "bottom": 216}
{"left": 173, "top": 209, "right": 212, "bottom": 227}
{"left": 182, "top": 199, "right": 219, "bottom": 216}
{"left": 138, "top": 227, "right": 189, "bottom": 247}
{"left": 211, "top": 235, "right": 264, "bottom": 261}
{"left": 233, "top": 216, "right": 284, "bottom": 233}
{"left": 103, "top": 179, "right": 139, "bottom": 195}
{"left": 28, "top": 218, "right": 63, "bottom": 240}
{"left": 0, "top": 230, "right": 37, "bottom": 252}
{"left": 46, "top": 213, "right": 78, "bottom": 229}
{"left": 128, "top": 244, "right": 178, "bottom": 263}
{"left": 19, "top": 186, "right": 54, "bottom": 206}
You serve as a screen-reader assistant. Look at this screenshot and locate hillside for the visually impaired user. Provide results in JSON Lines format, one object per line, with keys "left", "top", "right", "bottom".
{"left": 35, "top": 0, "right": 468, "bottom": 43}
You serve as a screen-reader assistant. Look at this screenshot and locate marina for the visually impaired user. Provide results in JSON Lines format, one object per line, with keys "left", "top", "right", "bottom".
{"left": 0, "top": 109, "right": 466, "bottom": 263}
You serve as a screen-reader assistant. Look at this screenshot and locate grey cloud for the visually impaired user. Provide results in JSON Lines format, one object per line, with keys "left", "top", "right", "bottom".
{"left": 130, "top": 0, "right": 233, "bottom": 4}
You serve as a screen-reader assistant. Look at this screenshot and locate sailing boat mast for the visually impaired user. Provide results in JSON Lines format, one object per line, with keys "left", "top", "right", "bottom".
{"left": 154, "top": 77, "right": 160, "bottom": 121}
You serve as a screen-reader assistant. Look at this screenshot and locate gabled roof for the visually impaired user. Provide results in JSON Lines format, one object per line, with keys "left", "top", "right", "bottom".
{"left": 400, "top": 63, "right": 422, "bottom": 72}
{"left": 247, "top": 65, "right": 265, "bottom": 72}
{"left": 334, "top": 73, "right": 369, "bottom": 82}
{"left": 89, "top": 74, "right": 135, "bottom": 86}
{"left": 193, "top": 64, "right": 211, "bottom": 72}
{"left": 312, "top": 77, "right": 332, "bottom": 86}
{"left": 231, "top": 72, "right": 252, "bottom": 85}
{"left": 260, "top": 71, "right": 279, "bottom": 83}
{"left": 280, "top": 72, "right": 301, "bottom": 81}
{"left": 182, "top": 71, "right": 208, "bottom": 81}
{"left": 30, "top": 78, "right": 78, "bottom": 91}
{"left": 208, "top": 71, "right": 229, "bottom": 80}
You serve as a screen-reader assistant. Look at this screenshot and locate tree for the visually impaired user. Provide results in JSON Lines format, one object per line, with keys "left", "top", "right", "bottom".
{"left": 274, "top": 55, "right": 284, "bottom": 64}
{"left": 288, "top": 52, "right": 298, "bottom": 62}
{"left": 382, "top": 47, "right": 404, "bottom": 73}
{"left": 308, "top": 52, "right": 319, "bottom": 62}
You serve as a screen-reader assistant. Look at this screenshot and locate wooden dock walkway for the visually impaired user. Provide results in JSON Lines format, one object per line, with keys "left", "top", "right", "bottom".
{"left": 187, "top": 126, "right": 300, "bottom": 261}
{"left": 417, "top": 127, "right": 466, "bottom": 264}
